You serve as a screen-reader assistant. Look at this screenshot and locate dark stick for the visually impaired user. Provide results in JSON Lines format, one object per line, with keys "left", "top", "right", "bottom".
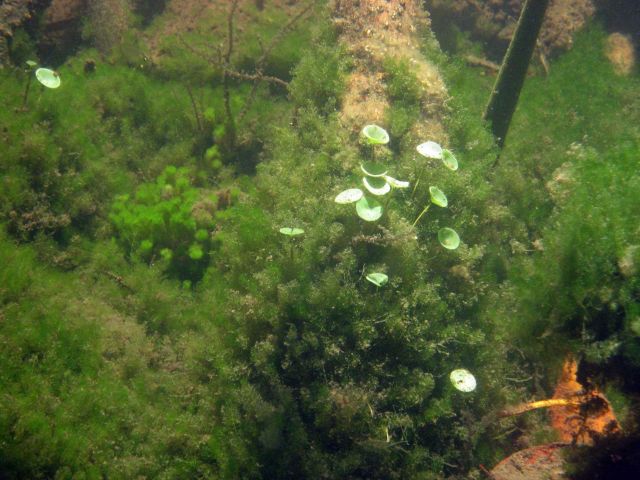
{"left": 222, "top": 0, "right": 240, "bottom": 148}
{"left": 22, "top": 73, "right": 33, "bottom": 110}
{"left": 483, "top": 0, "right": 550, "bottom": 148}
{"left": 185, "top": 84, "right": 203, "bottom": 132}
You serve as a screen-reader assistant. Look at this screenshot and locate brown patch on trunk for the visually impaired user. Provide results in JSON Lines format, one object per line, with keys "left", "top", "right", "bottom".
{"left": 145, "top": 0, "right": 303, "bottom": 62}
{"left": 331, "top": 0, "right": 448, "bottom": 142}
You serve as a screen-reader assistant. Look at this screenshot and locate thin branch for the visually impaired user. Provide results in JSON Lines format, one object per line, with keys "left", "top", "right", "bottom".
{"left": 479, "top": 464, "right": 498, "bottom": 479}
{"left": 225, "top": 0, "right": 239, "bottom": 66}
{"left": 223, "top": 0, "right": 240, "bottom": 133}
{"left": 176, "top": 35, "right": 216, "bottom": 66}
{"left": 225, "top": 69, "right": 288, "bottom": 88}
{"left": 186, "top": 84, "right": 203, "bottom": 131}
{"left": 255, "top": 0, "right": 316, "bottom": 70}
{"left": 238, "top": 0, "right": 316, "bottom": 123}
{"left": 497, "top": 396, "right": 585, "bottom": 418}
{"left": 103, "top": 271, "right": 134, "bottom": 292}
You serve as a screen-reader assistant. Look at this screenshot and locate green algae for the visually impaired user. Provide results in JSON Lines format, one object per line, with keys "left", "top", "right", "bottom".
{"left": 0, "top": 6, "right": 639, "bottom": 480}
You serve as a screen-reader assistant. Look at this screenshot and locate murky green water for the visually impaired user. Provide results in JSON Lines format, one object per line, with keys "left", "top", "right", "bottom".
{"left": 1, "top": 1, "right": 639, "bottom": 478}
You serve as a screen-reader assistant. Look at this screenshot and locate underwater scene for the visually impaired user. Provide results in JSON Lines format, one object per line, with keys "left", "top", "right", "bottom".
{"left": 1, "top": 0, "right": 639, "bottom": 478}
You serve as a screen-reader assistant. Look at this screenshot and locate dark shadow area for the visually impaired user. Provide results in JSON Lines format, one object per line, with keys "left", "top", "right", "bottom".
{"left": 596, "top": 0, "right": 640, "bottom": 49}
{"left": 133, "top": 0, "right": 169, "bottom": 27}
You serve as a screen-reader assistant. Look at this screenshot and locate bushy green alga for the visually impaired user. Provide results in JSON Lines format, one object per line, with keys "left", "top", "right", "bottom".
{"left": 110, "top": 165, "right": 220, "bottom": 281}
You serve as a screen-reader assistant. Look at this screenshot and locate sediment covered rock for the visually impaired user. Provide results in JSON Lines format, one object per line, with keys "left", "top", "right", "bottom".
{"left": 331, "top": 0, "right": 449, "bottom": 145}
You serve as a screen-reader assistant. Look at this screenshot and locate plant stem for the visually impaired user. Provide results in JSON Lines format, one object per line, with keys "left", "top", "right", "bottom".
{"left": 22, "top": 74, "right": 33, "bottom": 110}
{"left": 383, "top": 190, "right": 393, "bottom": 211}
{"left": 412, "top": 205, "right": 430, "bottom": 228}
{"left": 411, "top": 167, "right": 425, "bottom": 200}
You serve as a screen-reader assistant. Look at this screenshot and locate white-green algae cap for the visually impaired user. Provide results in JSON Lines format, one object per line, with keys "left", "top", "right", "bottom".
{"left": 360, "top": 161, "right": 388, "bottom": 177}
{"left": 384, "top": 175, "right": 410, "bottom": 189}
{"left": 442, "top": 149, "right": 458, "bottom": 171}
{"left": 416, "top": 141, "right": 443, "bottom": 159}
{"left": 429, "top": 186, "right": 448, "bottom": 207}
{"left": 450, "top": 369, "right": 477, "bottom": 392}
{"left": 438, "top": 227, "right": 460, "bottom": 250}
{"left": 335, "top": 188, "right": 363, "bottom": 204}
{"left": 35, "top": 68, "right": 61, "bottom": 89}
{"left": 362, "top": 124, "right": 390, "bottom": 145}
{"left": 279, "top": 227, "right": 305, "bottom": 236}
{"left": 366, "top": 272, "right": 388, "bottom": 287}
{"left": 363, "top": 176, "right": 391, "bottom": 196}
{"left": 356, "top": 196, "right": 383, "bottom": 222}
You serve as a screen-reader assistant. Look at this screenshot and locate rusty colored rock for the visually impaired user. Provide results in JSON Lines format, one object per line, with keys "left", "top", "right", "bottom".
{"left": 550, "top": 356, "right": 621, "bottom": 445}
{"left": 491, "top": 442, "right": 569, "bottom": 480}
{"left": 490, "top": 356, "right": 622, "bottom": 479}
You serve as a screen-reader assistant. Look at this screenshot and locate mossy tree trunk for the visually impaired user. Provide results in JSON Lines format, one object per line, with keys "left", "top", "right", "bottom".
{"left": 483, "top": 0, "right": 550, "bottom": 147}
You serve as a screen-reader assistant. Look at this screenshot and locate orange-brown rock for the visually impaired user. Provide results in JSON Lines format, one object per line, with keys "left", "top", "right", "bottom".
{"left": 549, "top": 356, "right": 621, "bottom": 445}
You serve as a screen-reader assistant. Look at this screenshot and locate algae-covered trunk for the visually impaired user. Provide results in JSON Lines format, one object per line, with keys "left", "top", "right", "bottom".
{"left": 483, "top": 0, "right": 550, "bottom": 147}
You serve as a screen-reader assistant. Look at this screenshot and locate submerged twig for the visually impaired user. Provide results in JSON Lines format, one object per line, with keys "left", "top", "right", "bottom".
{"left": 237, "top": 0, "right": 315, "bottom": 123}
{"left": 185, "top": 84, "right": 203, "bottom": 132}
{"left": 497, "top": 396, "right": 585, "bottom": 418}
{"left": 103, "top": 271, "right": 134, "bottom": 292}
{"left": 222, "top": 0, "right": 240, "bottom": 142}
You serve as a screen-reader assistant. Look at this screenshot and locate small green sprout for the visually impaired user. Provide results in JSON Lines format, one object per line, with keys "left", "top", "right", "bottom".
{"left": 35, "top": 68, "right": 61, "bottom": 89}
{"left": 195, "top": 229, "right": 209, "bottom": 242}
{"left": 412, "top": 186, "right": 446, "bottom": 227}
{"left": 22, "top": 66, "right": 61, "bottom": 110}
{"left": 356, "top": 196, "right": 383, "bottom": 222}
{"left": 413, "top": 141, "right": 459, "bottom": 197}
{"left": 140, "top": 239, "right": 153, "bottom": 253}
{"left": 438, "top": 227, "right": 460, "bottom": 250}
{"left": 279, "top": 227, "right": 305, "bottom": 236}
{"left": 279, "top": 227, "right": 305, "bottom": 260}
{"left": 384, "top": 175, "right": 410, "bottom": 189}
{"left": 442, "top": 149, "right": 458, "bottom": 171}
{"left": 336, "top": 126, "right": 408, "bottom": 222}
{"left": 360, "top": 161, "right": 388, "bottom": 177}
{"left": 429, "top": 186, "right": 448, "bottom": 207}
{"left": 363, "top": 176, "right": 391, "bottom": 196}
{"left": 188, "top": 244, "right": 204, "bottom": 260}
{"left": 450, "top": 369, "right": 477, "bottom": 392}
{"left": 366, "top": 272, "right": 389, "bottom": 287}
{"left": 362, "top": 124, "right": 390, "bottom": 145}
{"left": 335, "top": 188, "right": 364, "bottom": 204}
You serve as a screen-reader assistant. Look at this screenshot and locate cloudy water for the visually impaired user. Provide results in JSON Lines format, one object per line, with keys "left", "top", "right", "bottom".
{"left": 1, "top": 1, "right": 639, "bottom": 478}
